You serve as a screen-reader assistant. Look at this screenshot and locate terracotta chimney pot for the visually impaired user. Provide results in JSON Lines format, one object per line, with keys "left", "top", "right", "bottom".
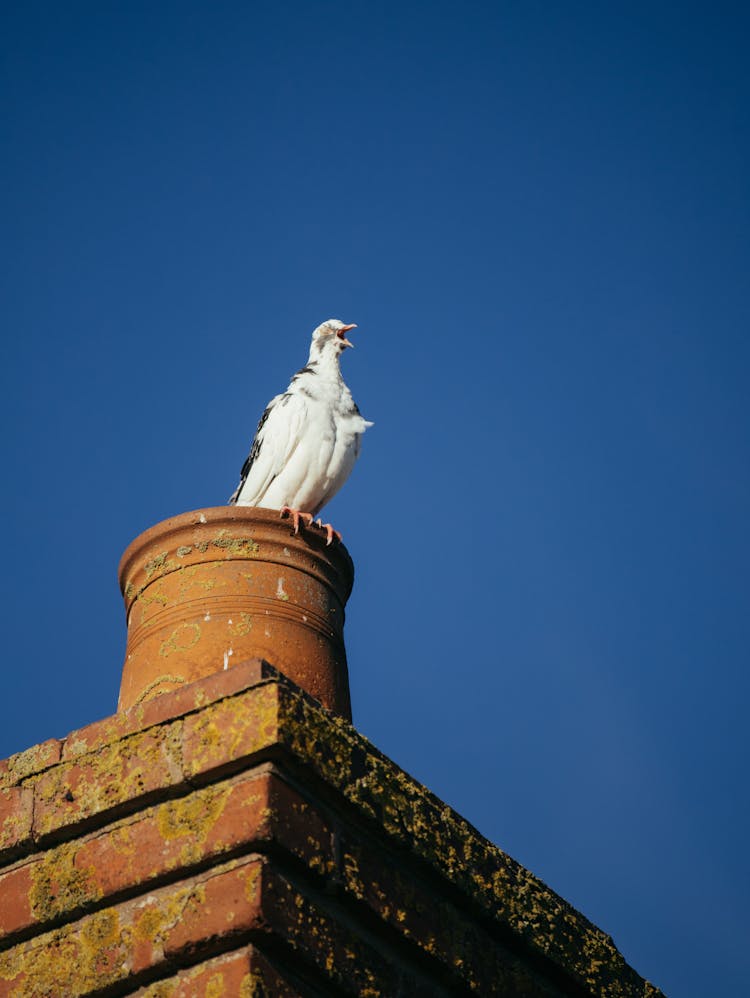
{"left": 117, "top": 507, "right": 354, "bottom": 717}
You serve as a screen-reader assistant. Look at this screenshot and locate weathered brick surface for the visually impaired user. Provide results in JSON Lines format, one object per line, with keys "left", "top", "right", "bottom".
{"left": 256, "top": 860, "right": 451, "bottom": 998}
{"left": 0, "top": 788, "right": 33, "bottom": 860}
{"left": 0, "top": 863, "right": 33, "bottom": 939}
{"left": 0, "top": 769, "right": 333, "bottom": 944}
{"left": 339, "top": 833, "right": 564, "bottom": 996}
{"left": 0, "top": 856, "right": 442, "bottom": 998}
{"left": 0, "top": 667, "right": 665, "bottom": 998}
{"left": 273, "top": 685, "right": 664, "bottom": 997}
{"left": 133, "top": 945, "right": 302, "bottom": 997}
{"left": 182, "top": 681, "right": 281, "bottom": 782}
{"left": 0, "top": 858, "right": 260, "bottom": 995}
{"left": 63, "top": 658, "right": 276, "bottom": 762}
{"left": 31, "top": 721, "right": 184, "bottom": 841}
{"left": 0, "top": 740, "right": 62, "bottom": 791}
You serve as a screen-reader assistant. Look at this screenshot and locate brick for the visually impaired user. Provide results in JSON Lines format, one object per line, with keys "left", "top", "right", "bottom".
{"left": 75, "top": 768, "right": 334, "bottom": 908}
{"left": 255, "top": 860, "right": 445, "bottom": 998}
{"left": 0, "top": 739, "right": 62, "bottom": 789}
{"left": 0, "top": 858, "right": 260, "bottom": 995}
{"left": 263, "top": 769, "right": 335, "bottom": 877}
{"left": 159, "top": 858, "right": 264, "bottom": 958}
{"left": 340, "top": 835, "right": 563, "bottom": 996}
{"left": 0, "top": 670, "right": 664, "bottom": 998}
{"left": 161, "top": 858, "right": 440, "bottom": 997}
{"left": 0, "top": 904, "right": 130, "bottom": 997}
{"left": 245, "top": 945, "right": 305, "bottom": 998}
{"left": 0, "top": 862, "right": 33, "bottom": 937}
{"left": 272, "top": 685, "right": 660, "bottom": 998}
{"left": 0, "top": 770, "right": 334, "bottom": 944}
{"left": 77, "top": 778, "right": 269, "bottom": 901}
{"left": 62, "top": 658, "right": 277, "bottom": 761}
{"left": 182, "top": 681, "right": 281, "bottom": 781}
{"left": 31, "top": 721, "right": 184, "bottom": 841}
{"left": 0, "top": 787, "right": 33, "bottom": 859}
{"left": 0, "top": 854, "right": 444, "bottom": 998}
{"left": 150, "top": 657, "right": 277, "bottom": 717}
{"left": 133, "top": 945, "right": 302, "bottom": 997}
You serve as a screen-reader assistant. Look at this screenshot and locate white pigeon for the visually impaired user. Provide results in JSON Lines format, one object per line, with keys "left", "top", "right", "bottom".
{"left": 229, "top": 318, "right": 373, "bottom": 544}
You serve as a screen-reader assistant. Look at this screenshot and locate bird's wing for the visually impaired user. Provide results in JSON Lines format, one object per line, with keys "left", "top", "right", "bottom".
{"left": 229, "top": 391, "right": 309, "bottom": 505}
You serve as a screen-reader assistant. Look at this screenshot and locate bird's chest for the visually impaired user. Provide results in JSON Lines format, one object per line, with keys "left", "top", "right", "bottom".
{"left": 308, "top": 399, "right": 354, "bottom": 468}
{"left": 309, "top": 400, "right": 359, "bottom": 459}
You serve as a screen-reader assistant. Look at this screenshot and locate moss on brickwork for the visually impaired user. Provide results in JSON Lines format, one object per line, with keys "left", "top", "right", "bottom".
{"left": 273, "top": 685, "right": 663, "bottom": 998}
{"left": 0, "top": 906, "right": 125, "bottom": 996}
{"left": 139, "top": 974, "right": 257, "bottom": 998}
{"left": 184, "top": 682, "right": 280, "bottom": 778}
{"left": 0, "top": 788, "right": 33, "bottom": 855}
{"left": 340, "top": 834, "right": 560, "bottom": 995}
{"left": 0, "top": 740, "right": 60, "bottom": 789}
{"left": 138, "top": 971, "right": 256, "bottom": 998}
{"left": 28, "top": 839, "right": 101, "bottom": 922}
{"left": 63, "top": 712, "right": 147, "bottom": 760}
{"left": 0, "top": 670, "right": 663, "bottom": 997}
{"left": 260, "top": 861, "right": 405, "bottom": 998}
{"left": 30, "top": 721, "right": 184, "bottom": 839}
{"left": 0, "top": 877, "right": 209, "bottom": 996}
{"left": 156, "top": 782, "right": 233, "bottom": 863}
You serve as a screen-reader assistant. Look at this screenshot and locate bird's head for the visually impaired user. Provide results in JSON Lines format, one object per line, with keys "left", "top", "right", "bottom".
{"left": 311, "top": 318, "right": 357, "bottom": 355}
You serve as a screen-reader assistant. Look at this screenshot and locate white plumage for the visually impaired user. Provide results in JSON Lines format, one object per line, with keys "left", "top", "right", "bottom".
{"left": 230, "top": 319, "right": 372, "bottom": 542}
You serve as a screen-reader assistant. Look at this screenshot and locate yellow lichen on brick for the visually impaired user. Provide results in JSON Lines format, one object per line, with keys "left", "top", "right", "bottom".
{"left": 243, "top": 862, "right": 262, "bottom": 904}
{"left": 132, "top": 882, "right": 206, "bottom": 946}
{"left": 0, "top": 907, "right": 125, "bottom": 996}
{"left": 157, "top": 782, "right": 232, "bottom": 864}
{"left": 137, "top": 960, "right": 258, "bottom": 998}
{"left": 2, "top": 741, "right": 59, "bottom": 786}
{"left": 29, "top": 721, "right": 184, "bottom": 838}
{"left": 342, "top": 851, "right": 364, "bottom": 900}
{"left": 29, "top": 839, "right": 101, "bottom": 922}
{"left": 0, "top": 788, "right": 32, "bottom": 850}
{"left": 138, "top": 981, "right": 177, "bottom": 998}
{"left": 205, "top": 973, "right": 224, "bottom": 998}
{"left": 185, "top": 683, "right": 280, "bottom": 777}
{"left": 271, "top": 684, "right": 656, "bottom": 996}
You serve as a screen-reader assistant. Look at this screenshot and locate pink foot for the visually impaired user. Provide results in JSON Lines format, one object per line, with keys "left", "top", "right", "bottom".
{"left": 314, "top": 518, "right": 342, "bottom": 546}
{"left": 279, "top": 506, "right": 315, "bottom": 535}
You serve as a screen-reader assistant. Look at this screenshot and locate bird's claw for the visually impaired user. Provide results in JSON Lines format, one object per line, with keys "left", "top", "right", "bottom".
{"left": 314, "top": 519, "right": 342, "bottom": 546}
{"left": 279, "top": 506, "right": 314, "bottom": 535}
{"left": 280, "top": 508, "right": 341, "bottom": 545}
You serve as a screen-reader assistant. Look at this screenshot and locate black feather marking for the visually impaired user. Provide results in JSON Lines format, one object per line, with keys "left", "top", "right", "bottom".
{"left": 291, "top": 364, "right": 318, "bottom": 382}
{"left": 228, "top": 403, "right": 273, "bottom": 503}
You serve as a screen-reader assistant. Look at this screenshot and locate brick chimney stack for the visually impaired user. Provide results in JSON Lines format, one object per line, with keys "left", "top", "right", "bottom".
{"left": 0, "top": 509, "right": 666, "bottom": 996}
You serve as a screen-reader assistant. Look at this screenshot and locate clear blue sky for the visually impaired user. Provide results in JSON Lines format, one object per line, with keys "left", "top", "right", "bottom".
{"left": 3, "top": 4, "right": 748, "bottom": 994}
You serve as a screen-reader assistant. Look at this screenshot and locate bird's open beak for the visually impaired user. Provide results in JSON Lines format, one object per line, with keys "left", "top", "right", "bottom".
{"left": 338, "top": 323, "right": 357, "bottom": 349}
